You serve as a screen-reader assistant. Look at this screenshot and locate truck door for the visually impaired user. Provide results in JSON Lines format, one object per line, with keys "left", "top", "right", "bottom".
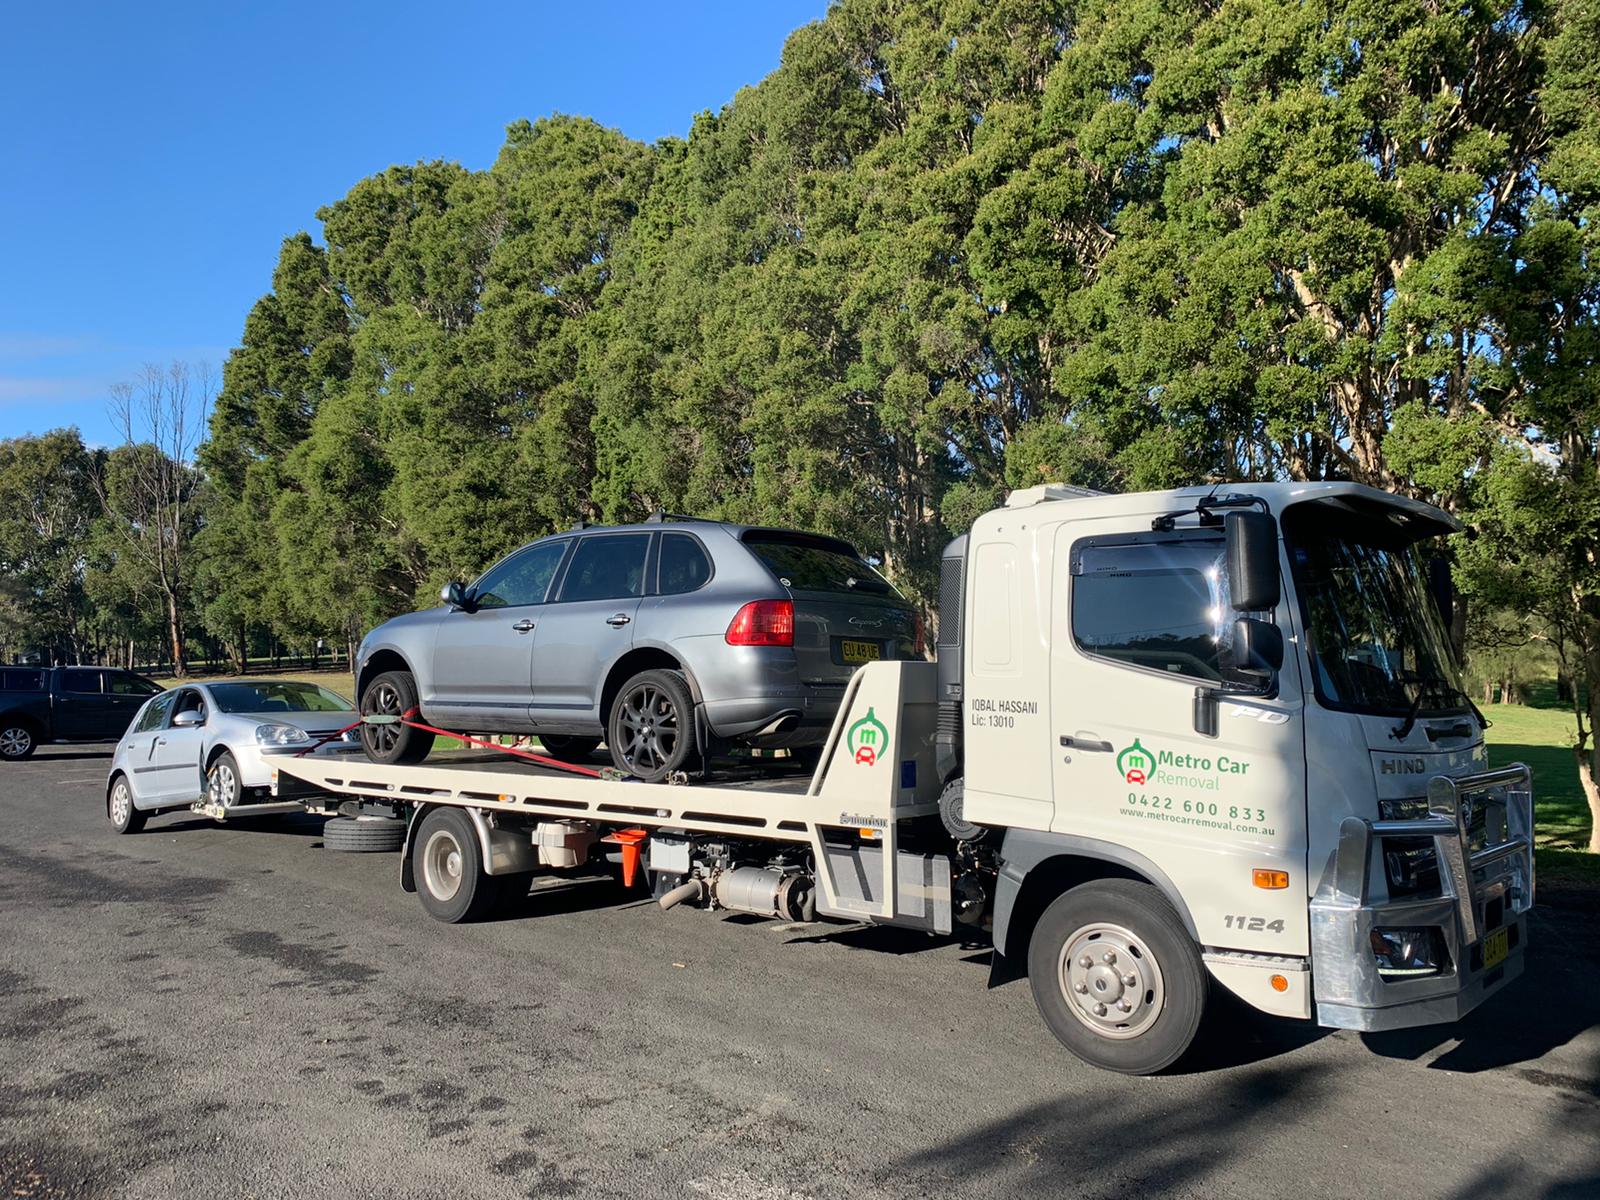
{"left": 431, "top": 539, "right": 571, "bottom": 730}
{"left": 529, "top": 532, "right": 650, "bottom": 724}
{"left": 103, "top": 671, "right": 160, "bottom": 739}
{"left": 1048, "top": 524, "right": 1310, "bottom": 955}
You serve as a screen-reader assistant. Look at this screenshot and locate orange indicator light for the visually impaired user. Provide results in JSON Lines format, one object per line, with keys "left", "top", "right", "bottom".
{"left": 1253, "top": 869, "right": 1290, "bottom": 890}
{"left": 1270, "top": 974, "right": 1289, "bottom": 992}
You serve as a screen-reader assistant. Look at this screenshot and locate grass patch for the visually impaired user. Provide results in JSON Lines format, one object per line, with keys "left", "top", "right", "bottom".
{"left": 1481, "top": 702, "right": 1599, "bottom": 888}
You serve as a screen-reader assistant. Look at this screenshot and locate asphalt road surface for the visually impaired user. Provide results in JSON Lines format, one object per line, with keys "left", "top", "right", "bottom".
{"left": 2, "top": 746, "right": 1597, "bottom": 1200}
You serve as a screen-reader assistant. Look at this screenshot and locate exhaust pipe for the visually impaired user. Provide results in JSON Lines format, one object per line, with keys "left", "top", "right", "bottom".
{"left": 658, "top": 878, "right": 705, "bottom": 911}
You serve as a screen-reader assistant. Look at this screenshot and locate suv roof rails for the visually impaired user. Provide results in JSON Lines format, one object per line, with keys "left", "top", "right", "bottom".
{"left": 567, "top": 519, "right": 594, "bottom": 531}
{"left": 643, "top": 511, "right": 715, "bottom": 524}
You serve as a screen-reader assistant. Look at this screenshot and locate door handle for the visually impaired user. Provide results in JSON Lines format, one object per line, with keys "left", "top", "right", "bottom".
{"left": 606, "top": 613, "right": 632, "bottom": 627}
{"left": 511, "top": 619, "right": 535, "bottom": 633}
{"left": 1060, "top": 735, "right": 1114, "bottom": 753}
{"left": 156, "top": 737, "right": 168, "bottom": 746}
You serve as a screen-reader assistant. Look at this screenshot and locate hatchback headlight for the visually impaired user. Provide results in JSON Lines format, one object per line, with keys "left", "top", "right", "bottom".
{"left": 256, "top": 723, "right": 311, "bottom": 746}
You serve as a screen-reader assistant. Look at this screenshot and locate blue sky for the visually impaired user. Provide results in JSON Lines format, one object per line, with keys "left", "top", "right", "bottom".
{"left": 0, "top": 1, "right": 827, "bottom": 446}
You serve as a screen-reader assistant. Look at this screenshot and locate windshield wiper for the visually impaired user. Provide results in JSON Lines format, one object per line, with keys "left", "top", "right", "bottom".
{"left": 1390, "top": 672, "right": 1488, "bottom": 741}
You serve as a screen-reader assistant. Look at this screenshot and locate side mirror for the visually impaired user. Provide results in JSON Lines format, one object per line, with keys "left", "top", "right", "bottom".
{"left": 171, "top": 709, "right": 203, "bottom": 728}
{"left": 441, "top": 580, "right": 473, "bottom": 611}
{"left": 1427, "top": 556, "right": 1454, "bottom": 627}
{"left": 1232, "top": 617, "right": 1284, "bottom": 678}
{"left": 1226, "top": 511, "right": 1280, "bottom": 611}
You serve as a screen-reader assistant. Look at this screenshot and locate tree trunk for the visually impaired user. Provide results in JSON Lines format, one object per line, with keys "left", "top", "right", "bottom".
{"left": 232, "top": 622, "right": 247, "bottom": 675}
{"left": 165, "top": 591, "right": 187, "bottom": 678}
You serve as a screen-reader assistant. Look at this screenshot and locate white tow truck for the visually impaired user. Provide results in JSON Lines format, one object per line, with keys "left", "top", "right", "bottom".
{"left": 274, "top": 481, "right": 1534, "bottom": 1074}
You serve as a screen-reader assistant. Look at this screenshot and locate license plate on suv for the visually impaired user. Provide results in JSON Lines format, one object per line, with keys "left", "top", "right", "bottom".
{"left": 1482, "top": 926, "right": 1509, "bottom": 970}
{"left": 840, "top": 639, "right": 882, "bottom": 664}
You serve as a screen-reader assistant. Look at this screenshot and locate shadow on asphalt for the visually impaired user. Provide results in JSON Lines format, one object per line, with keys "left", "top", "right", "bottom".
{"left": 1360, "top": 901, "right": 1600, "bottom": 1074}
{"left": 153, "top": 814, "right": 331, "bottom": 839}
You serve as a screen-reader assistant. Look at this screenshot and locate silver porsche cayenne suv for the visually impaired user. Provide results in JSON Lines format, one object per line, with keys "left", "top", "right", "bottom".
{"left": 354, "top": 516, "right": 921, "bottom": 781}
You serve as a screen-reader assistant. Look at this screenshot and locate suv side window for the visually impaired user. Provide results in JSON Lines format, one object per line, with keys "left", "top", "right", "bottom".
{"left": 134, "top": 691, "right": 177, "bottom": 733}
{"left": 1071, "top": 534, "right": 1230, "bottom": 683}
{"left": 558, "top": 533, "right": 652, "bottom": 603}
{"left": 107, "top": 672, "right": 160, "bottom": 696}
{"left": 0, "top": 669, "right": 44, "bottom": 690}
{"left": 658, "top": 533, "right": 712, "bottom": 595}
{"left": 472, "top": 540, "right": 569, "bottom": 609}
{"left": 61, "top": 670, "right": 103, "bottom": 694}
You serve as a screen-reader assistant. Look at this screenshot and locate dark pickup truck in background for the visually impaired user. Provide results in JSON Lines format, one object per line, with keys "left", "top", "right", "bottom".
{"left": 0, "top": 666, "right": 164, "bottom": 760}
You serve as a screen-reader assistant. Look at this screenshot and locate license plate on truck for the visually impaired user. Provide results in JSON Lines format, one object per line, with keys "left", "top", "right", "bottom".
{"left": 1483, "top": 926, "right": 1509, "bottom": 970}
{"left": 841, "top": 639, "right": 882, "bottom": 664}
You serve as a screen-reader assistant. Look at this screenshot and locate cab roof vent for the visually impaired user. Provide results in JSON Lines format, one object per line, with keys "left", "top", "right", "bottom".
{"left": 1004, "top": 483, "right": 1107, "bottom": 508}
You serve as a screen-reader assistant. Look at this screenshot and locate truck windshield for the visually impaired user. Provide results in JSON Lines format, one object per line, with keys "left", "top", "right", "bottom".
{"left": 1283, "top": 504, "right": 1463, "bottom": 716}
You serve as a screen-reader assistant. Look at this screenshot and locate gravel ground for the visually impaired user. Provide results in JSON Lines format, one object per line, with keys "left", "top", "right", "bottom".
{"left": 2, "top": 745, "right": 1597, "bottom": 1200}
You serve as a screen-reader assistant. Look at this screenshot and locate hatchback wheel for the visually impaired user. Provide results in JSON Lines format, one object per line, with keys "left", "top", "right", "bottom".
{"left": 606, "top": 669, "right": 697, "bottom": 782}
{"left": 207, "top": 751, "right": 242, "bottom": 810}
{"left": 108, "top": 775, "right": 146, "bottom": 834}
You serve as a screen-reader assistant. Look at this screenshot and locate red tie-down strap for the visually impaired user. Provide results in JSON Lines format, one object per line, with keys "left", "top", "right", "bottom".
{"left": 296, "top": 707, "right": 607, "bottom": 779}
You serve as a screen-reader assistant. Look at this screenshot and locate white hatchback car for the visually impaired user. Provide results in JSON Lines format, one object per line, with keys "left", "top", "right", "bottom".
{"left": 106, "top": 679, "right": 360, "bottom": 833}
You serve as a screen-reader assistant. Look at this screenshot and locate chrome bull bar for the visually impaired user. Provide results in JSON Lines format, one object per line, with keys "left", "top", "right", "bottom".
{"left": 1311, "top": 763, "right": 1535, "bottom": 1031}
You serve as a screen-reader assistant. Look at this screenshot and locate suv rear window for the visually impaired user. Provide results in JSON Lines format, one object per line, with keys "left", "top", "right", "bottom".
{"left": 743, "top": 533, "right": 891, "bottom": 595}
{"left": 0, "top": 669, "right": 44, "bottom": 691}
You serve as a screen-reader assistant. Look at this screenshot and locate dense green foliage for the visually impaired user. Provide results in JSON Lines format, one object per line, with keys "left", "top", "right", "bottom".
{"left": 4, "top": 0, "right": 1598, "bottom": 833}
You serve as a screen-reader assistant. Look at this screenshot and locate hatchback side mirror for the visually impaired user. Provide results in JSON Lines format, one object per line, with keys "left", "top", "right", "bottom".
{"left": 171, "top": 709, "right": 204, "bottom": 728}
{"left": 1226, "top": 511, "right": 1281, "bottom": 611}
{"left": 441, "top": 580, "right": 473, "bottom": 612}
{"left": 1232, "top": 617, "right": 1284, "bottom": 678}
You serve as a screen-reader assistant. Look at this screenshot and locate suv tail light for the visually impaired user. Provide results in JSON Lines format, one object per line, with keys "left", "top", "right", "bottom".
{"left": 726, "top": 599, "right": 794, "bottom": 647}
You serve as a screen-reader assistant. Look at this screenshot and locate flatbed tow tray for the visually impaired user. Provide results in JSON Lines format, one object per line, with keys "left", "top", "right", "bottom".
{"left": 273, "top": 661, "right": 951, "bottom": 930}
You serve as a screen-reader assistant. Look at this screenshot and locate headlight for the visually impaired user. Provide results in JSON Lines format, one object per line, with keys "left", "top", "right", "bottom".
{"left": 256, "top": 723, "right": 312, "bottom": 746}
{"left": 1370, "top": 927, "right": 1446, "bottom": 977}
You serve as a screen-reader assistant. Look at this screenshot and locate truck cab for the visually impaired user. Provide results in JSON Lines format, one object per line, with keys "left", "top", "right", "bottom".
{"left": 941, "top": 482, "right": 1532, "bottom": 1071}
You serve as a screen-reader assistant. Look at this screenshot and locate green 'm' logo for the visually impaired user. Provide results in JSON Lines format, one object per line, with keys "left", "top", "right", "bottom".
{"left": 848, "top": 707, "right": 889, "bottom": 766}
{"left": 1117, "top": 738, "right": 1155, "bottom": 784}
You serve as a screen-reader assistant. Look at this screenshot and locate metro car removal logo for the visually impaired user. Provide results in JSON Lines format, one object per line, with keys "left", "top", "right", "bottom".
{"left": 847, "top": 707, "right": 889, "bottom": 766}
{"left": 1117, "top": 739, "right": 1155, "bottom": 785}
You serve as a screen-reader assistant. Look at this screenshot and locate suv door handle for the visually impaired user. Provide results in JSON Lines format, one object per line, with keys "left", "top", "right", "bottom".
{"left": 1060, "top": 735, "right": 1114, "bottom": 752}
{"left": 511, "top": 619, "right": 535, "bottom": 633}
{"left": 606, "top": 613, "right": 632, "bottom": 627}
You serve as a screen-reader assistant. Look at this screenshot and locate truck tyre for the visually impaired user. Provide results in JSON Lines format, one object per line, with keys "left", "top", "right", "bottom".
{"left": 207, "top": 751, "right": 243, "bottom": 810}
{"left": 0, "top": 718, "right": 37, "bottom": 761}
{"left": 359, "top": 669, "right": 434, "bottom": 765}
{"left": 537, "top": 735, "right": 601, "bottom": 764}
{"left": 1027, "top": 879, "right": 1206, "bottom": 1075}
{"left": 413, "top": 807, "right": 499, "bottom": 923}
{"left": 606, "top": 669, "right": 698, "bottom": 782}
{"left": 323, "top": 815, "right": 406, "bottom": 853}
{"left": 108, "top": 775, "right": 146, "bottom": 834}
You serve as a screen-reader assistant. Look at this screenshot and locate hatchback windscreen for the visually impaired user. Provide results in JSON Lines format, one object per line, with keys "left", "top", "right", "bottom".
{"left": 744, "top": 534, "right": 892, "bottom": 595}
{"left": 208, "top": 682, "right": 354, "bottom": 714}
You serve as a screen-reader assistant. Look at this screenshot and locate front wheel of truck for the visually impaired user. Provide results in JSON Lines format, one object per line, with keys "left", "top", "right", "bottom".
{"left": 1028, "top": 878, "right": 1206, "bottom": 1075}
